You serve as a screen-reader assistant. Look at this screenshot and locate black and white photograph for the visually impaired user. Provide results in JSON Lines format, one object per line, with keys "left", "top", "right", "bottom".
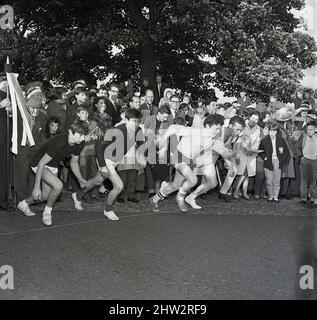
{"left": 0, "top": 0, "right": 317, "bottom": 304}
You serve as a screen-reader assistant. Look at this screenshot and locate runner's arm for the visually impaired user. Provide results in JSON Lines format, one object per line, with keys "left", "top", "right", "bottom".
{"left": 70, "top": 155, "right": 86, "bottom": 186}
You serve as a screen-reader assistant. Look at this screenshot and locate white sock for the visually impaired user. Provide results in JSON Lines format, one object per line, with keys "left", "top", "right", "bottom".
{"left": 20, "top": 200, "right": 28, "bottom": 207}
{"left": 43, "top": 205, "right": 52, "bottom": 214}
{"left": 72, "top": 193, "right": 79, "bottom": 203}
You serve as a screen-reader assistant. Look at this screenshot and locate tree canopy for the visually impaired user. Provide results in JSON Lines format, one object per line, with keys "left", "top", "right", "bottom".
{"left": 7, "top": 0, "right": 317, "bottom": 101}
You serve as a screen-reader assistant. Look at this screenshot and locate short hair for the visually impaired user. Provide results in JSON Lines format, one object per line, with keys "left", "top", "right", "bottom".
{"left": 54, "top": 86, "right": 66, "bottom": 99}
{"left": 47, "top": 116, "right": 61, "bottom": 125}
{"left": 195, "top": 106, "right": 207, "bottom": 116}
{"left": 94, "top": 96, "right": 106, "bottom": 106}
{"left": 125, "top": 108, "right": 142, "bottom": 120}
{"left": 145, "top": 89, "right": 154, "bottom": 95}
{"left": 158, "top": 104, "right": 171, "bottom": 115}
{"left": 109, "top": 83, "right": 120, "bottom": 91}
{"left": 76, "top": 104, "right": 90, "bottom": 114}
{"left": 266, "top": 122, "right": 280, "bottom": 132}
{"left": 307, "top": 121, "right": 317, "bottom": 128}
{"left": 130, "top": 95, "right": 140, "bottom": 103}
{"left": 120, "top": 106, "right": 130, "bottom": 114}
{"left": 229, "top": 115, "right": 245, "bottom": 127}
{"left": 98, "top": 84, "right": 108, "bottom": 91}
{"left": 179, "top": 103, "right": 189, "bottom": 111}
{"left": 69, "top": 120, "right": 89, "bottom": 135}
{"left": 204, "top": 114, "right": 224, "bottom": 127}
{"left": 170, "top": 94, "right": 181, "bottom": 102}
{"left": 249, "top": 110, "right": 260, "bottom": 119}
{"left": 74, "top": 87, "right": 87, "bottom": 95}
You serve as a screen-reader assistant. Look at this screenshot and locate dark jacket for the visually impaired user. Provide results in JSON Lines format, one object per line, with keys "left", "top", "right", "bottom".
{"left": 153, "top": 82, "right": 169, "bottom": 106}
{"left": 105, "top": 98, "right": 121, "bottom": 125}
{"left": 259, "top": 135, "right": 290, "bottom": 170}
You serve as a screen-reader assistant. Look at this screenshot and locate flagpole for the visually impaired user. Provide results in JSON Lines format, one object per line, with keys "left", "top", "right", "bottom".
{"left": 5, "top": 56, "right": 14, "bottom": 213}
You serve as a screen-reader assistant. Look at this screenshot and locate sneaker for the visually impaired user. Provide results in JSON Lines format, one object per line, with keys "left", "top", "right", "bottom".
{"left": 273, "top": 198, "right": 280, "bottom": 203}
{"left": 42, "top": 212, "right": 52, "bottom": 226}
{"left": 254, "top": 195, "right": 260, "bottom": 200}
{"left": 267, "top": 197, "right": 273, "bottom": 202}
{"left": 185, "top": 194, "right": 202, "bottom": 209}
{"left": 299, "top": 199, "right": 307, "bottom": 205}
{"left": 175, "top": 195, "right": 188, "bottom": 213}
{"left": 104, "top": 210, "right": 119, "bottom": 221}
{"left": 149, "top": 197, "right": 159, "bottom": 212}
{"left": 74, "top": 201, "right": 83, "bottom": 211}
{"left": 99, "top": 185, "right": 107, "bottom": 194}
{"left": 17, "top": 201, "right": 36, "bottom": 217}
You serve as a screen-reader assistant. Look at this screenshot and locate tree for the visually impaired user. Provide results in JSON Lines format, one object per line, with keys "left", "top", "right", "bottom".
{"left": 7, "top": 0, "right": 317, "bottom": 101}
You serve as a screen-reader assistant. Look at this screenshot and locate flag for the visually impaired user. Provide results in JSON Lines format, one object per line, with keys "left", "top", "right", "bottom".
{"left": 6, "top": 72, "right": 34, "bottom": 154}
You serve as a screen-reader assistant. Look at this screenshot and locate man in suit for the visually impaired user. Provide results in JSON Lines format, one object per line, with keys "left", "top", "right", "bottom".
{"left": 237, "top": 91, "right": 252, "bottom": 110}
{"left": 166, "top": 94, "right": 182, "bottom": 124}
{"left": 139, "top": 89, "right": 158, "bottom": 121}
{"left": 153, "top": 74, "right": 168, "bottom": 106}
{"left": 105, "top": 83, "right": 122, "bottom": 125}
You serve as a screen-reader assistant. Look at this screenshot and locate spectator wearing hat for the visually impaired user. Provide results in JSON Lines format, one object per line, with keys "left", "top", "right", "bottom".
{"left": 15, "top": 85, "right": 47, "bottom": 203}
{"left": 66, "top": 80, "right": 87, "bottom": 106}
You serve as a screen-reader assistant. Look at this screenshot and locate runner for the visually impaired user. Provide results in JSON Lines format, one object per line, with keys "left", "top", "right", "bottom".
{"left": 95, "top": 108, "right": 147, "bottom": 221}
{"left": 17, "top": 120, "right": 91, "bottom": 226}
{"left": 149, "top": 114, "right": 228, "bottom": 212}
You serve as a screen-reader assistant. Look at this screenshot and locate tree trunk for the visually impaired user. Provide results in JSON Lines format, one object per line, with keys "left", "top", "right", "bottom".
{"left": 140, "top": 37, "right": 158, "bottom": 86}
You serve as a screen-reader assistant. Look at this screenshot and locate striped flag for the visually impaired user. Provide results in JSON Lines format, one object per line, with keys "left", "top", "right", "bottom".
{"left": 6, "top": 72, "right": 34, "bottom": 154}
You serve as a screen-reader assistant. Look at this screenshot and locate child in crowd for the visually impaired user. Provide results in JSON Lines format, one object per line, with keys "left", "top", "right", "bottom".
{"left": 259, "top": 122, "right": 290, "bottom": 202}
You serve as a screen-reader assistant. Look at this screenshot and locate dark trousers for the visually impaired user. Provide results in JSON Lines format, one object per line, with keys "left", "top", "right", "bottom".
{"left": 300, "top": 157, "right": 317, "bottom": 201}
{"left": 254, "top": 157, "right": 267, "bottom": 196}
{"left": 15, "top": 146, "right": 36, "bottom": 202}
{"left": 145, "top": 164, "right": 155, "bottom": 194}
{"left": 118, "top": 169, "right": 137, "bottom": 199}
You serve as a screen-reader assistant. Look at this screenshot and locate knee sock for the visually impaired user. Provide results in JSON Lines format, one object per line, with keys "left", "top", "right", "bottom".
{"left": 152, "top": 190, "right": 166, "bottom": 203}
